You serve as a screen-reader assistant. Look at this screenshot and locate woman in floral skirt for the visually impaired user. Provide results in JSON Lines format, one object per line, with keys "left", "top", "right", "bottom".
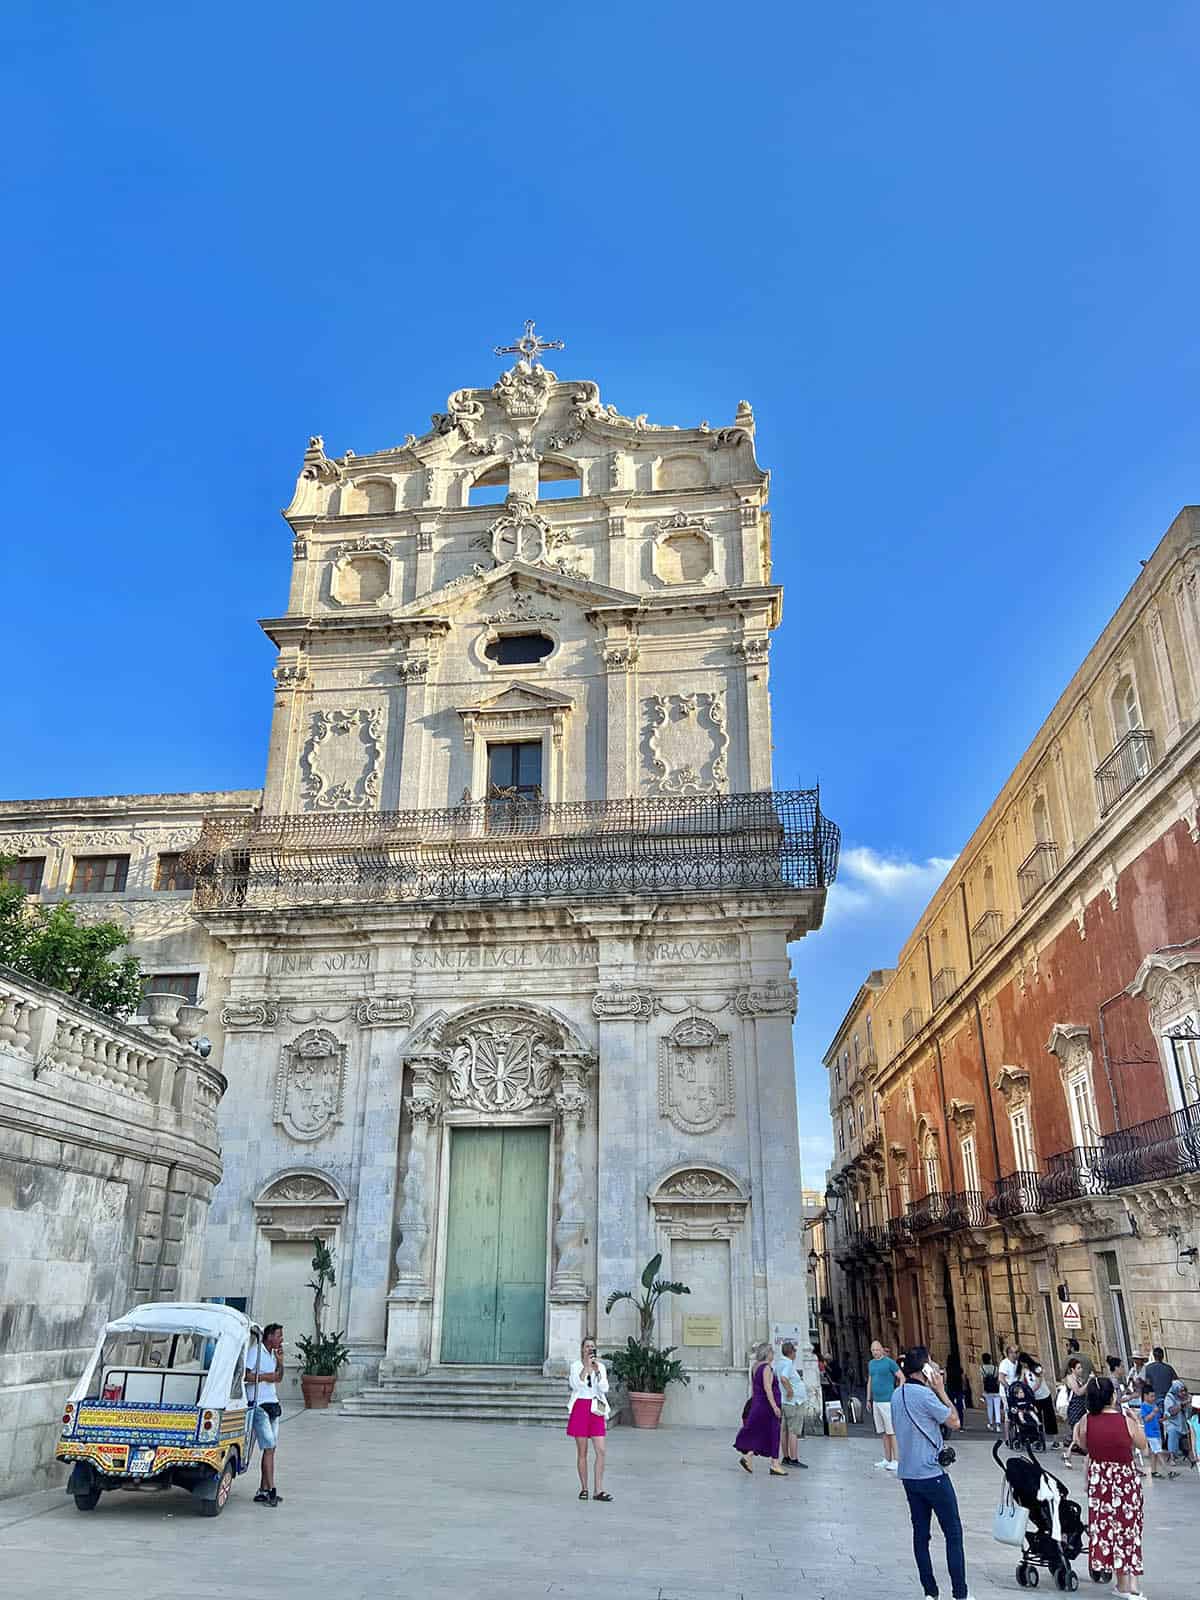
{"left": 1072, "top": 1376, "right": 1148, "bottom": 1596}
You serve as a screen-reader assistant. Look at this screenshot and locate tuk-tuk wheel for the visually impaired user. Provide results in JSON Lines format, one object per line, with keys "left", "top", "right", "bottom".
{"left": 199, "top": 1458, "right": 236, "bottom": 1518}
{"left": 73, "top": 1485, "right": 101, "bottom": 1511}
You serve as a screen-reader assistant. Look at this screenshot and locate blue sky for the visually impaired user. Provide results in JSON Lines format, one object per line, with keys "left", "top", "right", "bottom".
{"left": 3, "top": 3, "right": 1198, "bottom": 1183}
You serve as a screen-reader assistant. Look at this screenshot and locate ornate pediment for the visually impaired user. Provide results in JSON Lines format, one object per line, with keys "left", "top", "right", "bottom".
{"left": 947, "top": 1098, "right": 976, "bottom": 1133}
{"left": 1126, "top": 949, "right": 1200, "bottom": 1023}
{"left": 404, "top": 559, "right": 637, "bottom": 618}
{"left": 993, "top": 1064, "right": 1032, "bottom": 1107}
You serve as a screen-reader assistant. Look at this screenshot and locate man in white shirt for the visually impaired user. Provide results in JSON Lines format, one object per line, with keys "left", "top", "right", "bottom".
{"left": 247, "top": 1322, "right": 285, "bottom": 1507}
{"left": 774, "top": 1340, "right": 809, "bottom": 1469}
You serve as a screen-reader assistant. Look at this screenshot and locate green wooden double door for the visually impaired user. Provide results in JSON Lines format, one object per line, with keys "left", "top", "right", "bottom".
{"left": 440, "top": 1126, "right": 550, "bottom": 1366}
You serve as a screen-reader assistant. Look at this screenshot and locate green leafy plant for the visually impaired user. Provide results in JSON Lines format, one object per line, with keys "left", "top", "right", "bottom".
{"left": 306, "top": 1237, "right": 337, "bottom": 1336}
{"left": 295, "top": 1329, "right": 352, "bottom": 1377}
{"left": 604, "top": 1252, "right": 690, "bottom": 1342}
{"left": 0, "top": 865, "right": 145, "bottom": 1019}
{"left": 603, "top": 1337, "right": 691, "bottom": 1395}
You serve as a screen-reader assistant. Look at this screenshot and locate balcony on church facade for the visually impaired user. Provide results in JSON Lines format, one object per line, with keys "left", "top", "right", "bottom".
{"left": 186, "top": 788, "right": 840, "bottom": 913}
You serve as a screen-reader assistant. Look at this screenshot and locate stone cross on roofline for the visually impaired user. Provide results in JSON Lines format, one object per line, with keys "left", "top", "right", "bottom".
{"left": 493, "top": 318, "right": 564, "bottom": 369}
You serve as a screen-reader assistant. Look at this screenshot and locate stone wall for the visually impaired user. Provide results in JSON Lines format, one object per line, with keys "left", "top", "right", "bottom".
{"left": 0, "top": 968, "right": 225, "bottom": 1498}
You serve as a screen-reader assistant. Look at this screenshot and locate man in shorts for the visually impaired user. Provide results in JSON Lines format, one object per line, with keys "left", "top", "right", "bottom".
{"left": 247, "top": 1322, "right": 285, "bottom": 1507}
{"left": 774, "top": 1340, "right": 809, "bottom": 1469}
{"left": 868, "top": 1338, "right": 903, "bottom": 1471}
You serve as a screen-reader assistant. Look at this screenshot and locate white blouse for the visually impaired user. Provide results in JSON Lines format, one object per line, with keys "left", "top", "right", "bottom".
{"left": 567, "top": 1358, "right": 609, "bottom": 1414}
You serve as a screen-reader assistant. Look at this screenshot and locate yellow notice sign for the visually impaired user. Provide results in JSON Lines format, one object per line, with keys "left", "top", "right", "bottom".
{"left": 682, "top": 1315, "right": 723, "bottom": 1347}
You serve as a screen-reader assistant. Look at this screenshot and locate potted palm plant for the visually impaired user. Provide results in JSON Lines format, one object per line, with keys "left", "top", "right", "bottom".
{"left": 297, "top": 1238, "right": 351, "bottom": 1408}
{"left": 604, "top": 1253, "right": 691, "bottom": 1428}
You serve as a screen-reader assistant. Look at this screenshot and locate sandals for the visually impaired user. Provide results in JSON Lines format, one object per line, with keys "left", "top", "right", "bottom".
{"left": 769, "top": 1466, "right": 790, "bottom": 1477}
{"left": 739, "top": 1455, "right": 753, "bottom": 1474}
{"left": 593, "top": 1491, "right": 613, "bottom": 1502}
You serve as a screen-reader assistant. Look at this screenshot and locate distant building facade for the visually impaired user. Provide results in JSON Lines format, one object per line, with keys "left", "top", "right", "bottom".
{"left": 1, "top": 336, "right": 837, "bottom": 1425}
{"left": 823, "top": 508, "right": 1200, "bottom": 1392}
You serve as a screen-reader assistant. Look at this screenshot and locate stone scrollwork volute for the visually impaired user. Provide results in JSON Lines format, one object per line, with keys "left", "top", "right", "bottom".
{"left": 273, "top": 1029, "right": 347, "bottom": 1142}
{"left": 300, "top": 707, "right": 384, "bottom": 812}
{"left": 592, "top": 985, "right": 658, "bottom": 1020}
{"left": 643, "top": 691, "right": 728, "bottom": 797}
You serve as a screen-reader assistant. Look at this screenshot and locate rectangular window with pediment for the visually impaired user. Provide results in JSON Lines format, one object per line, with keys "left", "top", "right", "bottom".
{"left": 1010, "top": 1106, "right": 1037, "bottom": 1171}
{"left": 960, "top": 1134, "right": 980, "bottom": 1192}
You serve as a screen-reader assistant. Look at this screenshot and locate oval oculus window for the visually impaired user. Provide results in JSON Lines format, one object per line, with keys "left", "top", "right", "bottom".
{"left": 484, "top": 632, "right": 554, "bottom": 666}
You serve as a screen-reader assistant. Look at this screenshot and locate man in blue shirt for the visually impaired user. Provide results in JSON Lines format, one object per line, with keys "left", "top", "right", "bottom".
{"left": 891, "top": 1347, "right": 973, "bottom": 1600}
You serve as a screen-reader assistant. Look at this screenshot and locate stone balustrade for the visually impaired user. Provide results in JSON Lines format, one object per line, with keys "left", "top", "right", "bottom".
{"left": 0, "top": 964, "right": 226, "bottom": 1499}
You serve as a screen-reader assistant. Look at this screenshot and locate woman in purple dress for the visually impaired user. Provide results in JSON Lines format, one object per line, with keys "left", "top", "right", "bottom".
{"left": 735, "top": 1342, "right": 788, "bottom": 1476}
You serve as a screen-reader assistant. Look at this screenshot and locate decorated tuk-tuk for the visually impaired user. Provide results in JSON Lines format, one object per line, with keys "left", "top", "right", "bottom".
{"left": 56, "top": 1301, "right": 255, "bottom": 1517}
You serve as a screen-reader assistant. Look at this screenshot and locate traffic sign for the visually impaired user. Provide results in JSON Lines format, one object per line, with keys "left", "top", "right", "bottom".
{"left": 1061, "top": 1300, "right": 1082, "bottom": 1330}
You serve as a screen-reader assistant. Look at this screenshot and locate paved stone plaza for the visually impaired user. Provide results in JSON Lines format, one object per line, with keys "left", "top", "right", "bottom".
{"left": 0, "top": 1414, "right": 1192, "bottom": 1600}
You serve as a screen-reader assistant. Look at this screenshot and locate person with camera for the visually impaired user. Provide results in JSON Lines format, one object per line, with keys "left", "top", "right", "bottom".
{"left": 891, "top": 1346, "right": 974, "bottom": 1600}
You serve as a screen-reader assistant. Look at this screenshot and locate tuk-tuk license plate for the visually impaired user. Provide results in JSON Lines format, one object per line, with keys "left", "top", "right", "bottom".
{"left": 129, "top": 1448, "right": 157, "bottom": 1476}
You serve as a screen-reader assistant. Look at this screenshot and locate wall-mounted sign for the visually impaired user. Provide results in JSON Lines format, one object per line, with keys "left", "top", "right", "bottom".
{"left": 1060, "top": 1301, "right": 1082, "bottom": 1330}
{"left": 683, "top": 1315, "right": 724, "bottom": 1347}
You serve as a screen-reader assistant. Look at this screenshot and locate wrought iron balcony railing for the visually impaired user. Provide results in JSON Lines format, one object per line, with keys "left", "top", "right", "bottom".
{"left": 1100, "top": 1104, "right": 1200, "bottom": 1188}
{"left": 907, "top": 1191, "right": 954, "bottom": 1233}
{"left": 931, "top": 966, "right": 957, "bottom": 1009}
{"left": 887, "top": 1213, "right": 915, "bottom": 1249}
{"left": 1041, "top": 1145, "right": 1108, "bottom": 1203}
{"left": 1017, "top": 842, "right": 1060, "bottom": 907}
{"left": 944, "top": 1188, "right": 990, "bottom": 1230}
{"left": 971, "top": 908, "right": 1004, "bottom": 959}
{"left": 185, "top": 789, "right": 840, "bottom": 913}
{"left": 1095, "top": 729, "right": 1156, "bottom": 815}
{"left": 901, "top": 1005, "right": 925, "bottom": 1043}
{"left": 989, "top": 1170, "right": 1045, "bottom": 1220}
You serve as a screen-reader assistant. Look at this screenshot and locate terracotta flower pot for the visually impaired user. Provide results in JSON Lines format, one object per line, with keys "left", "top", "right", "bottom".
{"left": 300, "top": 1375, "right": 337, "bottom": 1409}
{"left": 627, "top": 1390, "right": 666, "bottom": 1428}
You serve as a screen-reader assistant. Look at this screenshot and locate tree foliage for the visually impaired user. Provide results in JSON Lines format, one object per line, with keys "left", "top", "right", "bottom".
{"left": 0, "top": 859, "right": 145, "bottom": 1019}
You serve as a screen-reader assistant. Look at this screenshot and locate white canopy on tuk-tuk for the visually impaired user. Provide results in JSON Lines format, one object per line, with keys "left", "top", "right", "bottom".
{"left": 68, "top": 1302, "right": 253, "bottom": 1408}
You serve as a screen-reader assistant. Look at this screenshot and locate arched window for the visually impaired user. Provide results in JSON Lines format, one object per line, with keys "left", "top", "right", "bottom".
{"left": 922, "top": 1130, "right": 941, "bottom": 1195}
{"left": 1032, "top": 793, "right": 1051, "bottom": 845}
{"left": 852, "top": 1032, "right": 860, "bottom": 1067}
{"left": 1111, "top": 675, "right": 1142, "bottom": 739}
{"left": 469, "top": 464, "right": 509, "bottom": 505}
{"left": 983, "top": 864, "right": 996, "bottom": 910}
{"left": 537, "top": 459, "right": 581, "bottom": 500}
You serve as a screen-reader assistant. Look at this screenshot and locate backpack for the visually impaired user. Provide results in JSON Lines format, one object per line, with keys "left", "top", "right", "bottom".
{"left": 983, "top": 1366, "right": 1000, "bottom": 1395}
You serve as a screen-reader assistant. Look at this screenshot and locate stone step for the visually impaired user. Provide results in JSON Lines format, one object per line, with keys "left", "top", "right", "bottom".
{"left": 377, "top": 1379, "right": 562, "bottom": 1396}
{"left": 342, "top": 1390, "right": 564, "bottom": 1425}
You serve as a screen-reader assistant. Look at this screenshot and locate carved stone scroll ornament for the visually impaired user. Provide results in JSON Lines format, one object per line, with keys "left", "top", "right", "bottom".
{"left": 663, "top": 1170, "right": 737, "bottom": 1200}
{"left": 355, "top": 997, "right": 416, "bottom": 1027}
{"left": 657, "top": 1016, "right": 735, "bottom": 1136}
{"left": 643, "top": 692, "right": 728, "bottom": 797}
{"left": 222, "top": 1000, "right": 281, "bottom": 1031}
{"left": 300, "top": 708, "right": 383, "bottom": 812}
{"left": 273, "top": 1029, "right": 347, "bottom": 1142}
{"left": 592, "top": 986, "right": 657, "bottom": 1020}
{"left": 733, "top": 980, "right": 797, "bottom": 1018}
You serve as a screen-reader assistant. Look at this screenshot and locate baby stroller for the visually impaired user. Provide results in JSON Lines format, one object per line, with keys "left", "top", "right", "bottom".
{"left": 994, "top": 1440, "right": 1088, "bottom": 1591}
{"left": 1007, "top": 1377, "right": 1048, "bottom": 1452}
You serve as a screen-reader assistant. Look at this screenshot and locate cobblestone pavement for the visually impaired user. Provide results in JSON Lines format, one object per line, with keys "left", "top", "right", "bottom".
{"left": 0, "top": 1412, "right": 1192, "bottom": 1600}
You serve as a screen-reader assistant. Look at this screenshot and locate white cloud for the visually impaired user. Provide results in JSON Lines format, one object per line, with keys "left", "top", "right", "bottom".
{"left": 823, "top": 845, "right": 955, "bottom": 922}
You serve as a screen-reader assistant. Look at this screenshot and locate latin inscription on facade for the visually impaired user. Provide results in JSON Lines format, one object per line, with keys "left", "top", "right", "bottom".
{"left": 267, "top": 950, "right": 373, "bottom": 976}
{"left": 413, "top": 943, "right": 598, "bottom": 971}
{"left": 644, "top": 938, "right": 738, "bottom": 963}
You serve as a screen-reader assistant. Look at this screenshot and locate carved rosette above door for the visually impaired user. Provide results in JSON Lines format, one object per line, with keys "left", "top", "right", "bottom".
{"left": 657, "top": 1015, "right": 735, "bottom": 1135}
{"left": 273, "top": 1028, "right": 347, "bottom": 1141}
{"left": 253, "top": 1169, "right": 347, "bottom": 1243}
{"left": 300, "top": 707, "right": 384, "bottom": 811}
{"left": 643, "top": 692, "right": 728, "bottom": 796}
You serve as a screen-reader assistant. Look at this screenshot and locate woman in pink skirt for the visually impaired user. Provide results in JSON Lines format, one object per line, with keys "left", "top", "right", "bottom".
{"left": 567, "top": 1337, "right": 611, "bottom": 1501}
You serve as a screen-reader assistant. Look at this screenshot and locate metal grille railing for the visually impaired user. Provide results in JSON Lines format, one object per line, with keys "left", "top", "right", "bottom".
{"left": 1041, "top": 1145, "right": 1108, "bottom": 1203}
{"left": 989, "top": 1170, "right": 1045, "bottom": 1219}
{"left": 1095, "top": 730, "right": 1156, "bottom": 815}
{"left": 945, "top": 1189, "right": 990, "bottom": 1229}
{"left": 931, "top": 967, "right": 957, "bottom": 1009}
{"left": 1017, "top": 842, "right": 1059, "bottom": 906}
{"left": 902, "top": 1005, "right": 925, "bottom": 1043}
{"left": 1100, "top": 1104, "right": 1200, "bottom": 1187}
{"left": 907, "top": 1191, "right": 954, "bottom": 1233}
{"left": 184, "top": 789, "right": 840, "bottom": 912}
{"left": 971, "top": 909, "right": 1004, "bottom": 958}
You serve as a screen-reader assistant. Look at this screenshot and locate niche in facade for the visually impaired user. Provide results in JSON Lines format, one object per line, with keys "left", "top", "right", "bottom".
{"left": 657, "top": 530, "right": 712, "bottom": 584}
{"left": 332, "top": 554, "right": 390, "bottom": 605}
{"left": 657, "top": 454, "right": 707, "bottom": 490}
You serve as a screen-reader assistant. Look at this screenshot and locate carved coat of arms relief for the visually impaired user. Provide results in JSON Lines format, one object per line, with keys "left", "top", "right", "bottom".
{"left": 274, "top": 1028, "right": 347, "bottom": 1142}
{"left": 657, "top": 1015, "right": 735, "bottom": 1135}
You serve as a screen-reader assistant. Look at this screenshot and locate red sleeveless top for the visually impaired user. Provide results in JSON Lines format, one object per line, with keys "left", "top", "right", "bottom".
{"left": 1084, "top": 1409, "right": 1134, "bottom": 1463}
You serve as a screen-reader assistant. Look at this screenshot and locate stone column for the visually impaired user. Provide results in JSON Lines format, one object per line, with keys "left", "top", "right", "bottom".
{"left": 545, "top": 1057, "right": 591, "bottom": 1375}
{"left": 382, "top": 1067, "right": 441, "bottom": 1377}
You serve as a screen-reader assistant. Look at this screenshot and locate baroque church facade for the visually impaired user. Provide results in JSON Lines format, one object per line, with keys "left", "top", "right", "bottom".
{"left": 1, "top": 329, "right": 837, "bottom": 1423}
